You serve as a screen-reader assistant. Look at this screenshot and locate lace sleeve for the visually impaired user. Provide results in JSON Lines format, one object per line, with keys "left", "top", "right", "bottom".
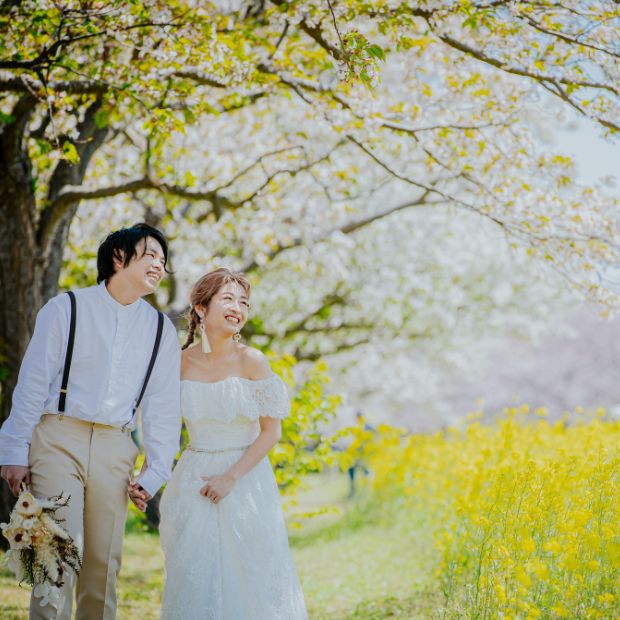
{"left": 248, "top": 375, "right": 290, "bottom": 419}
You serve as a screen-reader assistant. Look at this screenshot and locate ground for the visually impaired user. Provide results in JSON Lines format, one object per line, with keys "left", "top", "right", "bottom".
{"left": 0, "top": 473, "right": 441, "bottom": 619}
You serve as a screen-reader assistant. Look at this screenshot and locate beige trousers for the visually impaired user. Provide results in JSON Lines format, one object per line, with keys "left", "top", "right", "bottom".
{"left": 28, "top": 414, "right": 139, "bottom": 620}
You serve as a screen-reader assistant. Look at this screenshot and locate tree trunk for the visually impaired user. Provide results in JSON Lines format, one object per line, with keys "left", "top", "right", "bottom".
{"left": 0, "top": 97, "right": 109, "bottom": 542}
{"left": 0, "top": 96, "right": 42, "bottom": 539}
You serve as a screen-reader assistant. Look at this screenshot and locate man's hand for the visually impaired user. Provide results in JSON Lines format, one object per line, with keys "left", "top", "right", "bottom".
{"left": 1, "top": 465, "right": 30, "bottom": 497}
{"left": 128, "top": 480, "right": 152, "bottom": 512}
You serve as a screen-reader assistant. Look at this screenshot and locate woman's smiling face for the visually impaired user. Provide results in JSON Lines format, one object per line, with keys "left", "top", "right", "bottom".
{"left": 202, "top": 281, "right": 250, "bottom": 336}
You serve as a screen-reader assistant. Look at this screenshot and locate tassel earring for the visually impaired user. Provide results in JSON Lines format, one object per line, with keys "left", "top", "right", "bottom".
{"left": 198, "top": 315, "right": 211, "bottom": 353}
{"left": 201, "top": 322, "right": 212, "bottom": 353}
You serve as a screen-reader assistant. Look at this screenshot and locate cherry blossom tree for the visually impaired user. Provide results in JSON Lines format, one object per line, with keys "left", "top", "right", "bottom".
{"left": 1, "top": 0, "right": 618, "bottom": 522}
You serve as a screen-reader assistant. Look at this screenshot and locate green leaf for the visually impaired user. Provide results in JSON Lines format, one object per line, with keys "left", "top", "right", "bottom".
{"left": 0, "top": 111, "right": 15, "bottom": 125}
{"left": 61, "top": 142, "right": 80, "bottom": 165}
{"left": 367, "top": 44, "right": 386, "bottom": 62}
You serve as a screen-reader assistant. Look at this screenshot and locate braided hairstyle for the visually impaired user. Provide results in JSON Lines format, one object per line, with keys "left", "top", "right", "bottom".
{"left": 182, "top": 268, "right": 251, "bottom": 350}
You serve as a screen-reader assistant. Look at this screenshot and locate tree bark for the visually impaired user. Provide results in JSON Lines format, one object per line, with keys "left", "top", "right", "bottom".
{"left": 0, "top": 95, "right": 41, "bottom": 536}
{"left": 0, "top": 97, "right": 109, "bottom": 540}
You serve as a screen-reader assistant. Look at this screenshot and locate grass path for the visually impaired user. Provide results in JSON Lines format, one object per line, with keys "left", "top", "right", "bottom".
{"left": 0, "top": 474, "right": 442, "bottom": 619}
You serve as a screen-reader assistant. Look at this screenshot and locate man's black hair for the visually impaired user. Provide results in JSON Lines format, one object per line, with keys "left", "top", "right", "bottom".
{"left": 96, "top": 223, "right": 169, "bottom": 283}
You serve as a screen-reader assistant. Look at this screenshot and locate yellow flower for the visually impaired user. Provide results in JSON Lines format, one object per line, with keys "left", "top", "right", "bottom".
{"left": 494, "top": 583, "right": 507, "bottom": 604}
{"left": 597, "top": 593, "right": 614, "bottom": 605}
{"left": 526, "top": 606, "right": 542, "bottom": 619}
{"left": 532, "top": 559, "right": 549, "bottom": 580}
{"left": 543, "top": 539, "right": 561, "bottom": 553}
{"left": 360, "top": 408, "right": 620, "bottom": 618}
{"left": 522, "top": 537, "right": 536, "bottom": 553}
{"left": 515, "top": 567, "right": 532, "bottom": 588}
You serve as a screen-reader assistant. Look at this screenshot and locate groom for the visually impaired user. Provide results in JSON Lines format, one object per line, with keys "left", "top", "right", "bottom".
{"left": 0, "top": 223, "right": 181, "bottom": 620}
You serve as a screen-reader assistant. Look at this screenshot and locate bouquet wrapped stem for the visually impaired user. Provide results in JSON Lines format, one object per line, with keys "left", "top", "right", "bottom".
{"left": 1, "top": 486, "right": 81, "bottom": 608}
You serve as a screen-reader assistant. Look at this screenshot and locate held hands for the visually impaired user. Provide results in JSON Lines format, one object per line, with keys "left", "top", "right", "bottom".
{"left": 1, "top": 465, "right": 31, "bottom": 497}
{"left": 200, "top": 473, "right": 237, "bottom": 504}
{"left": 128, "top": 480, "right": 152, "bottom": 512}
{"left": 128, "top": 459, "right": 151, "bottom": 512}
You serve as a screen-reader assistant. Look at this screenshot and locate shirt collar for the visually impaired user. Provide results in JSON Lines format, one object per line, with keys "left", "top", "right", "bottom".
{"left": 98, "top": 281, "right": 142, "bottom": 313}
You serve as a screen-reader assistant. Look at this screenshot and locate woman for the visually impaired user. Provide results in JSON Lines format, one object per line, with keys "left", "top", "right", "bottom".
{"left": 158, "top": 268, "right": 307, "bottom": 620}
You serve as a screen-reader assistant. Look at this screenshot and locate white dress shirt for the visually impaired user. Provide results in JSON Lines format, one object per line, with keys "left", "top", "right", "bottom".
{"left": 0, "top": 282, "right": 181, "bottom": 497}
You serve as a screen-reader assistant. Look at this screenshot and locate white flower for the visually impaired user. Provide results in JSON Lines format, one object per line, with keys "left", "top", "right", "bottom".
{"left": 21, "top": 517, "right": 36, "bottom": 530}
{"left": 41, "top": 514, "right": 70, "bottom": 541}
{"left": 15, "top": 492, "right": 42, "bottom": 517}
{"left": 7, "top": 527, "right": 32, "bottom": 549}
{"left": 3, "top": 549, "right": 24, "bottom": 581}
{"left": 38, "top": 543, "right": 60, "bottom": 582}
{"left": 33, "top": 582, "right": 60, "bottom": 608}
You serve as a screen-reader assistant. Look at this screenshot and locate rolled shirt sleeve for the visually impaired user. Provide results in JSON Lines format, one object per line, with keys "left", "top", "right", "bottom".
{"left": 0, "top": 296, "right": 67, "bottom": 465}
{"left": 135, "top": 317, "right": 181, "bottom": 497}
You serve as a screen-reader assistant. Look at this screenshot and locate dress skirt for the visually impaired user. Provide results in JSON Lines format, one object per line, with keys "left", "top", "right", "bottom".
{"left": 159, "top": 447, "right": 307, "bottom": 620}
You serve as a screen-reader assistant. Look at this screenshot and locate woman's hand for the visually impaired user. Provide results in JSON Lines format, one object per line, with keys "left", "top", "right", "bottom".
{"left": 200, "top": 473, "right": 237, "bottom": 503}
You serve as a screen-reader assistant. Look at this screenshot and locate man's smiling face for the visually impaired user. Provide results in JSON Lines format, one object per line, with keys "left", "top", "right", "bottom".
{"left": 115, "top": 237, "right": 166, "bottom": 296}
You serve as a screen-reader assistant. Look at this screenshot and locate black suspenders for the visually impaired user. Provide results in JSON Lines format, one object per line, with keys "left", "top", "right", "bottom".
{"left": 128, "top": 310, "right": 164, "bottom": 425}
{"left": 59, "top": 290, "right": 165, "bottom": 426}
{"left": 58, "top": 291, "right": 77, "bottom": 413}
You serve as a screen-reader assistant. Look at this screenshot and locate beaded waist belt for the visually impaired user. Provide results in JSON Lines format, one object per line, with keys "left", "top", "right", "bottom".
{"left": 186, "top": 444, "right": 250, "bottom": 454}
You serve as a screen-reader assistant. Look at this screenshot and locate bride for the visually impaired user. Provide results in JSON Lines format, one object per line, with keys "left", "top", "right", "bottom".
{"left": 158, "top": 268, "right": 307, "bottom": 620}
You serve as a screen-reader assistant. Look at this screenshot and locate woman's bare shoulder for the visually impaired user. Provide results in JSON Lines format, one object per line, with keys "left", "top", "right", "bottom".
{"left": 239, "top": 345, "right": 272, "bottom": 380}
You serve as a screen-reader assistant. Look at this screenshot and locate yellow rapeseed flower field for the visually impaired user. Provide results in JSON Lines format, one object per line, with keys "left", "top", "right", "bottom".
{"left": 350, "top": 408, "right": 620, "bottom": 619}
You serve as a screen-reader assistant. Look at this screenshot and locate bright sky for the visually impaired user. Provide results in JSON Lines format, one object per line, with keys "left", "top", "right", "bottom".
{"left": 553, "top": 116, "right": 619, "bottom": 191}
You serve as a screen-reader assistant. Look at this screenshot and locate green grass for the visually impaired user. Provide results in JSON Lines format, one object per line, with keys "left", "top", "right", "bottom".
{"left": 117, "top": 532, "right": 164, "bottom": 619}
{"left": 0, "top": 473, "right": 443, "bottom": 619}
{"left": 293, "top": 520, "right": 440, "bottom": 619}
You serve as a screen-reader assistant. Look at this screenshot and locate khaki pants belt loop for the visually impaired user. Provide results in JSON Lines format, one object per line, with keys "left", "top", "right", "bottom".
{"left": 42, "top": 412, "right": 132, "bottom": 435}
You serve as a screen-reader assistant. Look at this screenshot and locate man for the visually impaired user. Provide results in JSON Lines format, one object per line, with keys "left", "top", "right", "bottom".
{"left": 0, "top": 223, "right": 181, "bottom": 620}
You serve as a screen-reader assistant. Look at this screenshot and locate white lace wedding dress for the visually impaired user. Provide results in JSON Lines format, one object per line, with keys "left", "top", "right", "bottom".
{"left": 159, "top": 375, "right": 307, "bottom": 620}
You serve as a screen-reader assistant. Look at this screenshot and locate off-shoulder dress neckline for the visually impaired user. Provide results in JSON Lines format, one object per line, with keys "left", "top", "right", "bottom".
{"left": 181, "top": 374, "right": 278, "bottom": 387}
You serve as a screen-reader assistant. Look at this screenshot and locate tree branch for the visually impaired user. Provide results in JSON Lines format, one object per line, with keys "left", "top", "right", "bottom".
{"left": 48, "top": 174, "right": 243, "bottom": 219}
{"left": 168, "top": 69, "right": 230, "bottom": 89}
{"left": 540, "top": 79, "right": 620, "bottom": 132}
{"left": 241, "top": 191, "right": 435, "bottom": 273}
{"left": 0, "top": 75, "right": 107, "bottom": 95}
{"left": 0, "top": 18, "right": 184, "bottom": 70}
{"left": 281, "top": 292, "right": 348, "bottom": 338}
{"left": 268, "top": 0, "right": 345, "bottom": 61}
{"left": 346, "top": 134, "right": 511, "bottom": 229}
{"left": 37, "top": 98, "right": 110, "bottom": 252}
{"left": 429, "top": 26, "right": 618, "bottom": 96}
{"left": 293, "top": 337, "right": 371, "bottom": 362}
{"left": 519, "top": 12, "right": 620, "bottom": 59}
{"left": 433, "top": 32, "right": 619, "bottom": 131}
{"left": 269, "top": 20, "right": 289, "bottom": 60}
{"left": 213, "top": 145, "right": 308, "bottom": 192}
{"left": 51, "top": 177, "right": 155, "bottom": 207}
